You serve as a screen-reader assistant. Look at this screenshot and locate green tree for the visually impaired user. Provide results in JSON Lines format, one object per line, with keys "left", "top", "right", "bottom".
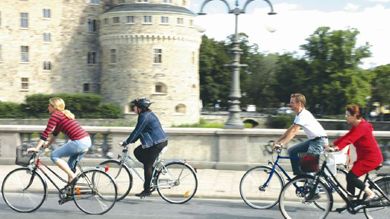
{"left": 371, "top": 64, "right": 390, "bottom": 104}
{"left": 300, "top": 27, "right": 372, "bottom": 114}
{"left": 199, "top": 35, "right": 231, "bottom": 108}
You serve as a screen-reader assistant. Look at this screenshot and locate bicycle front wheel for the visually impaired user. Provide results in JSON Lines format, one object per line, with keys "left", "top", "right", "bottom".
{"left": 1, "top": 167, "right": 46, "bottom": 213}
{"left": 279, "top": 175, "right": 333, "bottom": 219}
{"left": 100, "top": 159, "right": 132, "bottom": 201}
{"left": 157, "top": 162, "right": 198, "bottom": 204}
{"left": 73, "top": 169, "right": 117, "bottom": 215}
{"left": 364, "top": 176, "right": 390, "bottom": 219}
{"left": 239, "top": 165, "right": 283, "bottom": 209}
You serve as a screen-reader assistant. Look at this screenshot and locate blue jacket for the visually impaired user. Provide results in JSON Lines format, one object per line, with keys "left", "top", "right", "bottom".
{"left": 123, "top": 111, "right": 168, "bottom": 148}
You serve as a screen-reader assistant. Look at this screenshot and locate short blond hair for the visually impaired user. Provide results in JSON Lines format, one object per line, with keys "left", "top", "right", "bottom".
{"left": 290, "top": 93, "right": 306, "bottom": 106}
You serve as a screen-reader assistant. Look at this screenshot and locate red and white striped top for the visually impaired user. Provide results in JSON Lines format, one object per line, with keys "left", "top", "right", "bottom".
{"left": 40, "top": 110, "right": 89, "bottom": 141}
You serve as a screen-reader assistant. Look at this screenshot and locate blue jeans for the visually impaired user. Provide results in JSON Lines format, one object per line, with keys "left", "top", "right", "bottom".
{"left": 288, "top": 138, "right": 327, "bottom": 175}
{"left": 51, "top": 137, "right": 91, "bottom": 171}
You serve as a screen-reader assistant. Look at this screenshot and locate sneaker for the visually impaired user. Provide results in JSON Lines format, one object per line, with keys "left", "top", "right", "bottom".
{"left": 135, "top": 190, "right": 151, "bottom": 198}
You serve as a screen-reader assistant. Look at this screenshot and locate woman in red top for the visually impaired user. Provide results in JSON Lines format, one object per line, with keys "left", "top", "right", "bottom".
{"left": 332, "top": 104, "right": 383, "bottom": 200}
{"left": 28, "top": 97, "right": 91, "bottom": 183}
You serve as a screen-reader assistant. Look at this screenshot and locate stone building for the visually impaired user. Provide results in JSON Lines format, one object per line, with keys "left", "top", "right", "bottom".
{"left": 0, "top": 0, "right": 202, "bottom": 126}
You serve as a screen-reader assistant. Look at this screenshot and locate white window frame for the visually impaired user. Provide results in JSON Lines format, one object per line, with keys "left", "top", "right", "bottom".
{"left": 20, "top": 12, "right": 28, "bottom": 28}
{"left": 43, "top": 33, "right": 51, "bottom": 42}
{"left": 21, "top": 77, "right": 29, "bottom": 91}
{"left": 43, "top": 61, "right": 51, "bottom": 70}
{"left": 177, "top": 17, "right": 184, "bottom": 25}
{"left": 43, "top": 9, "right": 51, "bottom": 18}
{"left": 126, "top": 16, "right": 135, "bottom": 24}
{"left": 153, "top": 48, "right": 162, "bottom": 64}
{"left": 21, "top": 46, "right": 29, "bottom": 62}
{"left": 143, "top": 16, "right": 152, "bottom": 24}
{"left": 162, "top": 0, "right": 172, "bottom": 4}
{"left": 160, "top": 16, "right": 169, "bottom": 24}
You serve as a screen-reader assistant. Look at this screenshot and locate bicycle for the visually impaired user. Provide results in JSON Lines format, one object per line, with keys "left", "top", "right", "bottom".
{"left": 2, "top": 146, "right": 118, "bottom": 215}
{"left": 239, "top": 141, "right": 348, "bottom": 209}
{"left": 99, "top": 144, "right": 198, "bottom": 204}
{"left": 278, "top": 151, "right": 390, "bottom": 219}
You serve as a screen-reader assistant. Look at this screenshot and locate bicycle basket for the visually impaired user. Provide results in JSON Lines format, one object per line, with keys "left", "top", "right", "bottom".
{"left": 299, "top": 153, "right": 320, "bottom": 173}
{"left": 15, "top": 145, "right": 33, "bottom": 166}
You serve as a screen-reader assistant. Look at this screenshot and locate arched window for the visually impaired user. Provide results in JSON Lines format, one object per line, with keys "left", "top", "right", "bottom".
{"left": 175, "top": 104, "right": 186, "bottom": 113}
{"left": 155, "top": 82, "right": 167, "bottom": 94}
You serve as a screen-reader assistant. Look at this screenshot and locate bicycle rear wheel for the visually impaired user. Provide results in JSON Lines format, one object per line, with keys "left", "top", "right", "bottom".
{"left": 364, "top": 176, "right": 390, "bottom": 219}
{"left": 1, "top": 167, "right": 46, "bottom": 213}
{"left": 239, "top": 165, "right": 283, "bottom": 209}
{"left": 279, "top": 175, "right": 333, "bottom": 219}
{"left": 73, "top": 169, "right": 117, "bottom": 215}
{"left": 157, "top": 162, "right": 198, "bottom": 204}
{"left": 100, "top": 159, "right": 132, "bottom": 201}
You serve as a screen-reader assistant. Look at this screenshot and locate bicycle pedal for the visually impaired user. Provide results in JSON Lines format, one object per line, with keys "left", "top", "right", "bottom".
{"left": 335, "top": 207, "right": 347, "bottom": 213}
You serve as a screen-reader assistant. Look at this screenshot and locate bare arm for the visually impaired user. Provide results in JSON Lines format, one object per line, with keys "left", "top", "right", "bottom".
{"left": 275, "top": 124, "right": 301, "bottom": 147}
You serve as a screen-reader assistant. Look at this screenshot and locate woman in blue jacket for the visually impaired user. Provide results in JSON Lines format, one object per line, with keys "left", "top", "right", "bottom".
{"left": 121, "top": 98, "right": 168, "bottom": 197}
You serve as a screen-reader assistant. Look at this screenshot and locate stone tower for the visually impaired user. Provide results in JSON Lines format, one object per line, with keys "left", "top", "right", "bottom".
{"left": 0, "top": 0, "right": 202, "bottom": 126}
{"left": 100, "top": 0, "right": 202, "bottom": 126}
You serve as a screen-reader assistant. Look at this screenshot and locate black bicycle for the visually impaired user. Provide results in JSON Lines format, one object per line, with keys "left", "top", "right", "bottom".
{"left": 278, "top": 151, "right": 390, "bottom": 219}
{"left": 2, "top": 146, "right": 118, "bottom": 215}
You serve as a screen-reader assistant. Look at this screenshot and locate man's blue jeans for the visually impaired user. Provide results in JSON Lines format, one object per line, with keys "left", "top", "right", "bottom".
{"left": 287, "top": 138, "right": 327, "bottom": 175}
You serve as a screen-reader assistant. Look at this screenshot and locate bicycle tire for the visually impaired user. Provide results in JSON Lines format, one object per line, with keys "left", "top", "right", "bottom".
{"left": 156, "top": 162, "right": 198, "bottom": 204}
{"left": 99, "top": 159, "right": 133, "bottom": 201}
{"left": 364, "top": 176, "right": 390, "bottom": 219}
{"left": 239, "top": 165, "right": 284, "bottom": 209}
{"left": 1, "top": 167, "right": 46, "bottom": 213}
{"left": 72, "top": 169, "right": 117, "bottom": 215}
{"left": 279, "top": 175, "right": 333, "bottom": 219}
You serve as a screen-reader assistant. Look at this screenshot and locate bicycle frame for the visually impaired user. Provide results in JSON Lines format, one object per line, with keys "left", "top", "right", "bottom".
{"left": 311, "top": 158, "right": 390, "bottom": 213}
{"left": 262, "top": 152, "right": 293, "bottom": 188}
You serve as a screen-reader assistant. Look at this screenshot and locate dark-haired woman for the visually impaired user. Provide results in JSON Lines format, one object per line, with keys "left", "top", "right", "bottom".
{"left": 121, "top": 98, "right": 168, "bottom": 197}
{"left": 332, "top": 104, "right": 383, "bottom": 200}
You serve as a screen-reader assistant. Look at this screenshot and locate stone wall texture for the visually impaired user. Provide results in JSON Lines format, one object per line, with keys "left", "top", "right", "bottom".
{"left": 0, "top": 0, "right": 201, "bottom": 126}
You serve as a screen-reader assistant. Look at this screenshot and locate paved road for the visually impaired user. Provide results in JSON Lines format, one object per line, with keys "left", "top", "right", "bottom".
{"left": 0, "top": 194, "right": 377, "bottom": 219}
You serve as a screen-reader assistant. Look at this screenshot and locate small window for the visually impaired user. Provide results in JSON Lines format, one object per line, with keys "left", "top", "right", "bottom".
{"left": 177, "top": 17, "right": 184, "bottom": 25}
{"left": 153, "top": 49, "right": 162, "bottom": 64}
{"left": 137, "top": 0, "right": 149, "bottom": 2}
{"left": 126, "top": 16, "right": 134, "bottom": 24}
{"left": 155, "top": 82, "right": 167, "bottom": 93}
{"left": 104, "top": 18, "right": 109, "bottom": 25}
{"left": 43, "top": 9, "right": 51, "bottom": 18}
{"left": 161, "top": 16, "right": 169, "bottom": 24}
{"left": 21, "top": 46, "right": 29, "bottom": 62}
{"left": 143, "top": 16, "right": 152, "bottom": 24}
{"left": 110, "top": 49, "right": 117, "bottom": 63}
{"left": 43, "top": 61, "right": 51, "bottom": 70}
{"left": 192, "top": 51, "right": 196, "bottom": 64}
{"left": 83, "top": 83, "right": 90, "bottom": 92}
{"left": 175, "top": 104, "right": 186, "bottom": 113}
{"left": 113, "top": 17, "right": 120, "bottom": 24}
{"left": 88, "top": 19, "right": 97, "bottom": 32}
{"left": 162, "top": 0, "right": 172, "bottom": 3}
{"left": 87, "top": 51, "right": 96, "bottom": 64}
{"left": 43, "top": 33, "right": 51, "bottom": 42}
{"left": 20, "top": 12, "right": 28, "bottom": 28}
{"left": 21, "top": 77, "right": 29, "bottom": 90}
{"left": 189, "top": 19, "right": 193, "bottom": 26}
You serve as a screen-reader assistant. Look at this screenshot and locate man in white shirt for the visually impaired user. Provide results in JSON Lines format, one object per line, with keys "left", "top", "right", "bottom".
{"left": 274, "top": 93, "right": 328, "bottom": 175}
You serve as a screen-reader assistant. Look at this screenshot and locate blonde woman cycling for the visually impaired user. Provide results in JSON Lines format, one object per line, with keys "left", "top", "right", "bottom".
{"left": 28, "top": 97, "right": 91, "bottom": 184}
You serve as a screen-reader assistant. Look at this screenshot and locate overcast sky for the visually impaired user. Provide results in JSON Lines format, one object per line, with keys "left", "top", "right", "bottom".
{"left": 190, "top": 0, "right": 390, "bottom": 68}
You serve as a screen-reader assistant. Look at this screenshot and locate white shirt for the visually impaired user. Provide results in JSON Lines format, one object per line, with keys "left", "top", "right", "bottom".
{"left": 294, "top": 108, "right": 327, "bottom": 139}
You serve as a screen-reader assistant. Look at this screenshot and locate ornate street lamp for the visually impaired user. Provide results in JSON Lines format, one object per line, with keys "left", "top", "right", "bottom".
{"left": 198, "top": 0, "right": 276, "bottom": 129}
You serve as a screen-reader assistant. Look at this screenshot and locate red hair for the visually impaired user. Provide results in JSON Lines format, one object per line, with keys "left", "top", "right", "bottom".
{"left": 346, "top": 104, "right": 362, "bottom": 119}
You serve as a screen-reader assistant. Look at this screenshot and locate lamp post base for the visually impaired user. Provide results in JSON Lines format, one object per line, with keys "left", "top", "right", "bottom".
{"left": 224, "top": 112, "right": 244, "bottom": 129}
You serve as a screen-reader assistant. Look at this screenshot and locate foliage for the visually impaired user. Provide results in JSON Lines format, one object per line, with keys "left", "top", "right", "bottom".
{"left": 371, "top": 64, "right": 390, "bottom": 104}
{"left": 0, "top": 102, "right": 26, "bottom": 118}
{"left": 22, "top": 93, "right": 122, "bottom": 118}
{"left": 266, "top": 115, "right": 294, "bottom": 129}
